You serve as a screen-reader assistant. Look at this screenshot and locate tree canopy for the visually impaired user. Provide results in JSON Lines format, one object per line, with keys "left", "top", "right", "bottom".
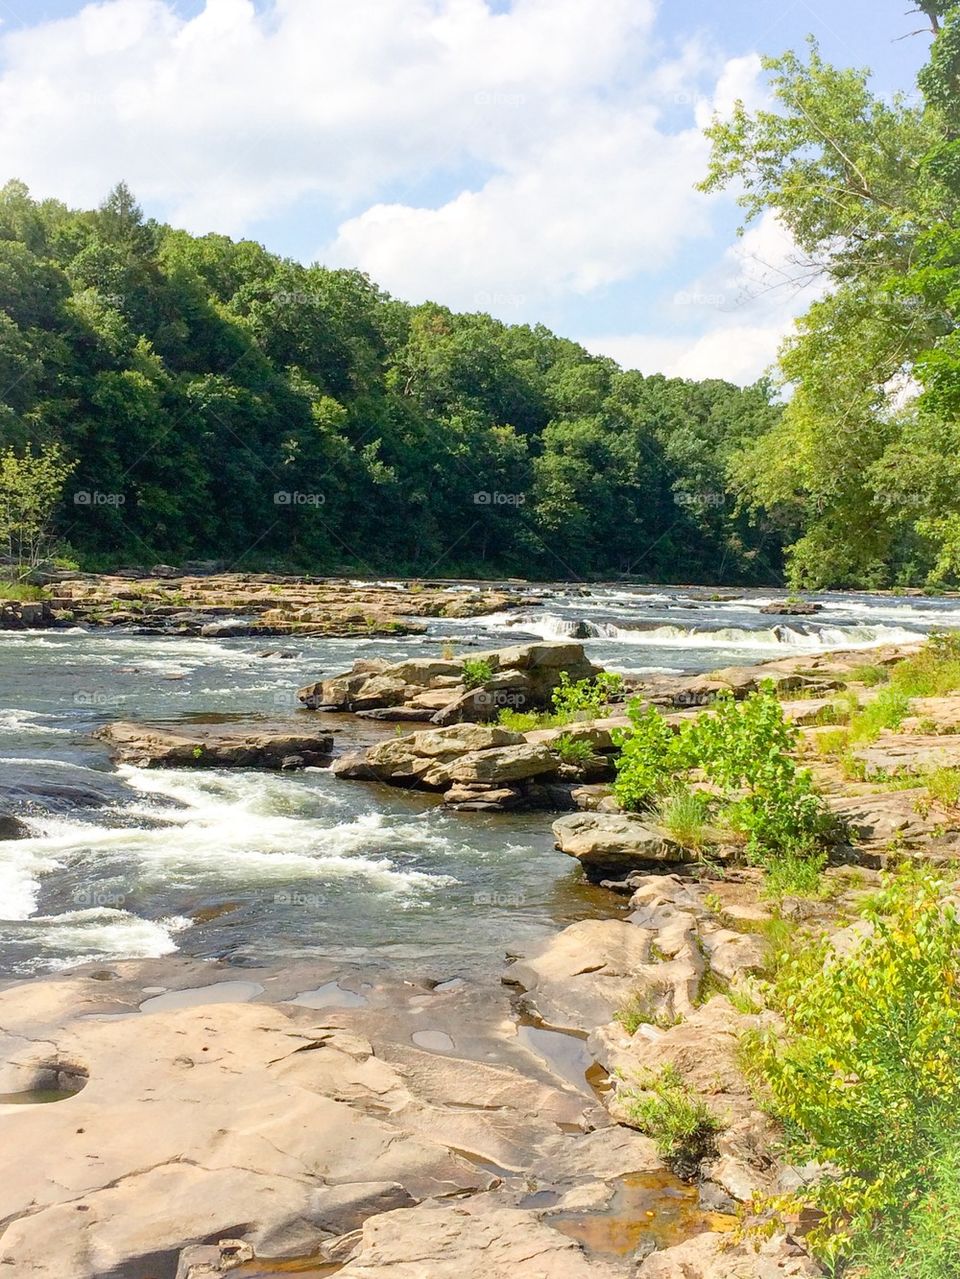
{"left": 0, "top": 181, "right": 783, "bottom": 582}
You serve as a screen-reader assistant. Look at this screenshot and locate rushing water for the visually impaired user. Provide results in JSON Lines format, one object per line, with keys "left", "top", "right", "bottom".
{"left": 1, "top": 582, "right": 959, "bottom": 978}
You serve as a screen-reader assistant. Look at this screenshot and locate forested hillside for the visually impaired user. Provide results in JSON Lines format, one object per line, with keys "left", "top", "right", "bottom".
{"left": 0, "top": 180, "right": 782, "bottom": 583}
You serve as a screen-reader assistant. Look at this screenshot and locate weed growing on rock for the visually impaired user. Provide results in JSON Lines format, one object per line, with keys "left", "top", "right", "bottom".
{"left": 847, "top": 686, "right": 912, "bottom": 744}
{"left": 554, "top": 734, "right": 596, "bottom": 766}
{"left": 655, "top": 786, "right": 712, "bottom": 852}
{"left": 551, "top": 671, "right": 624, "bottom": 721}
{"left": 623, "top": 1064, "right": 723, "bottom": 1176}
{"left": 461, "top": 657, "right": 494, "bottom": 689}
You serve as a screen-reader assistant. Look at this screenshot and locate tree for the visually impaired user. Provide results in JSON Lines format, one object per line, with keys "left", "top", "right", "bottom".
{"left": 0, "top": 443, "right": 75, "bottom": 574}
{"left": 701, "top": 9, "right": 960, "bottom": 587}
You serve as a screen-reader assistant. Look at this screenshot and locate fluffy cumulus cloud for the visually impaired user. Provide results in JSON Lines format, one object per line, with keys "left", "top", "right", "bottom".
{"left": 583, "top": 212, "right": 825, "bottom": 385}
{"left": 0, "top": 0, "right": 805, "bottom": 382}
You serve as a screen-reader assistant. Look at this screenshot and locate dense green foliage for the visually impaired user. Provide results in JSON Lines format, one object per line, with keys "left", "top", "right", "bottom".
{"left": 0, "top": 442, "right": 74, "bottom": 573}
{"left": 702, "top": 3, "right": 960, "bottom": 588}
{"left": 755, "top": 866, "right": 960, "bottom": 1272}
{"left": 613, "top": 685, "right": 829, "bottom": 889}
{"left": 622, "top": 1063, "right": 723, "bottom": 1174}
{"left": 0, "top": 181, "right": 783, "bottom": 579}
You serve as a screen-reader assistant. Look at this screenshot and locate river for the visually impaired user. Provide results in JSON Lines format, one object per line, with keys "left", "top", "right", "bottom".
{"left": 2, "top": 581, "right": 958, "bottom": 979}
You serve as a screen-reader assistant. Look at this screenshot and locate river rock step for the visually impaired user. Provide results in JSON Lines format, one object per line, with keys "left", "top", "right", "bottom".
{"left": 96, "top": 721, "right": 335, "bottom": 769}
{"left": 299, "top": 641, "right": 601, "bottom": 718}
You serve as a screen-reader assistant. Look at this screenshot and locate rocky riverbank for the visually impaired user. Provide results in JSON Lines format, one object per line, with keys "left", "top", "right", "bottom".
{"left": 3, "top": 634, "right": 960, "bottom": 1276}
{"left": 0, "top": 570, "right": 537, "bottom": 636}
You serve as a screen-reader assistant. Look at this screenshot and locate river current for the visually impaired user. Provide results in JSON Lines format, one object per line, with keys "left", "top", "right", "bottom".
{"left": 2, "top": 582, "right": 958, "bottom": 979}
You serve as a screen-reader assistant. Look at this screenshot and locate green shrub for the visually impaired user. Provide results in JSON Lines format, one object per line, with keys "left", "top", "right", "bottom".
{"left": 854, "top": 1135, "right": 960, "bottom": 1279}
{"left": 889, "top": 631, "right": 960, "bottom": 698}
{"left": 461, "top": 657, "right": 494, "bottom": 689}
{"left": 927, "top": 766, "right": 960, "bottom": 809}
{"left": 622, "top": 1064, "right": 723, "bottom": 1174}
{"left": 554, "top": 734, "right": 596, "bottom": 766}
{"left": 614, "top": 685, "right": 829, "bottom": 890}
{"left": 612, "top": 701, "right": 689, "bottom": 808}
{"left": 756, "top": 866, "right": 960, "bottom": 1267}
{"left": 551, "top": 671, "right": 624, "bottom": 722}
{"left": 847, "top": 686, "right": 912, "bottom": 744}
{"left": 847, "top": 663, "right": 890, "bottom": 687}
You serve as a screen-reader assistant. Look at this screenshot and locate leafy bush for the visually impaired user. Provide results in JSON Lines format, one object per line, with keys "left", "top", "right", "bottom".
{"left": 847, "top": 685, "right": 912, "bottom": 744}
{"left": 847, "top": 663, "right": 891, "bottom": 687}
{"left": 888, "top": 631, "right": 960, "bottom": 698}
{"left": 614, "top": 685, "right": 829, "bottom": 889}
{"left": 612, "top": 701, "right": 689, "bottom": 808}
{"left": 756, "top": 866, "right": 960, "bottom": 1267}
{"left": 854, "top": 1135, "right": 960, "bottom": 1279}
{"left": 622, "top": 1064, "right": 723, "bottom": 1175}
{"left": 551, "top": 671, "right": 624, "bottom": 721}
{"left": 554, "top": 734, "right": 596, "bottom": 766}
{"left": 927, "top": 766, "right": 960, "bottom": 808}
{"left": 461, "top": 657, "right": 494, "bottom": 689}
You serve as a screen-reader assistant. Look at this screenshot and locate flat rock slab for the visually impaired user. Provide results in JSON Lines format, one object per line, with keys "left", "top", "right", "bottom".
{"left": 553, "top": 813, "right": 690, "bottom": 881}
{"left": 852, "top": 732, "right": 960, "bottom": 778}
{"left": 334, "top": 1197, "right": 626, "bottom": 1278}
{"left": 97, "top": 721, "right": 334, "bottom": 769}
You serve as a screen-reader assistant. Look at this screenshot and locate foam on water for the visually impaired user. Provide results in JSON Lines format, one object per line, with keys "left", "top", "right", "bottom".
{"left": 480, "top": 612, "right": 923, "bottom": 652}
{"left": 8, "top": 908, "right": 190, "bottom": 970}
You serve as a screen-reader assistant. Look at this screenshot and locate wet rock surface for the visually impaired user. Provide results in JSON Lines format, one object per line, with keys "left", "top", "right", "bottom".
{"left": 97, "top": 719, "right": 336, "bottom": 769}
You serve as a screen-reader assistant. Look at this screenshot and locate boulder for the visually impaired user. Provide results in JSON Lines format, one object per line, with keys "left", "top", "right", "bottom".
{"left": 0, "top": 814, "right": 29, "bottom": 840}
{"left": 332, "top": 724, "right": 525, "bottom": 788}
{"left": 553, "top": 813, "right": 690, "bottom": 881}
{"left": 504, "top": 918, "right": 664, "bottom": 1033}
{"left": 97, "top": 722, "right": 335, "bottom": 770}
{"left": 447, "top": 743, "right": 559, "bottom": 785}
{"left": 525, "top": 716, "right": 631, "bottom": 753}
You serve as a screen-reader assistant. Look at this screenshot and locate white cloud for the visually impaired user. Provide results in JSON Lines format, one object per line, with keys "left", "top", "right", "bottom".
{"left": 0, "top": 0, "right": 803, "bottom": 382}
{"left": 583, "top": 212, "right": 825, "bottom": 385}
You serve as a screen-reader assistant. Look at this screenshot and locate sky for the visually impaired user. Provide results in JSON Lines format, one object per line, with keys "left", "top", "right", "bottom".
{"left": 0, "top": 0, "right": 936, "bottom": 385}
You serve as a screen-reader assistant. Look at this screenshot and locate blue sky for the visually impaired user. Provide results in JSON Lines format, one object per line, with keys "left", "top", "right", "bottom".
{"left": 0, "top": 0, "right": 935, "bottom": 383}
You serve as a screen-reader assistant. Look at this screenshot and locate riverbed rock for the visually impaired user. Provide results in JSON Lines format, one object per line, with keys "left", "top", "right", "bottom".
{"left": 302, "top": 642, "right": 601, "bottom": 720}
{"left": 332, "top": 1197, "right": 625, "bottom": 1278}
{"left": 504, "top": 918, "right": 670, "bottom": 1034}
{"left": 97, "top": 721, "right": 335, "bottom": 769}
{"left": 446, "top": 743, "right": 559, "bottom": 784}
{"left": 0, "top": 813, "right": 30, "bottom": 840}
{"left": 0, "top": 998, "right": 497, "bottom": 1279}
{"left": 636, "top": 1230, "right": 822, "bottom": 1278}
{"left": 553, "top": 813, "right": 690, "bottom": 880}
{"left": 852, "top": 731, "right": 960, "bottom": 778}
{"left": 332, "top": 723, "right": 525, "bottom": 786}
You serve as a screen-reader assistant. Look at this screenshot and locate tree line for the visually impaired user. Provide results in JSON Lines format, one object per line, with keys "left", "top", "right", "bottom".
{"left": 0, "top": 180, "right": 782, "bottom": 583}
